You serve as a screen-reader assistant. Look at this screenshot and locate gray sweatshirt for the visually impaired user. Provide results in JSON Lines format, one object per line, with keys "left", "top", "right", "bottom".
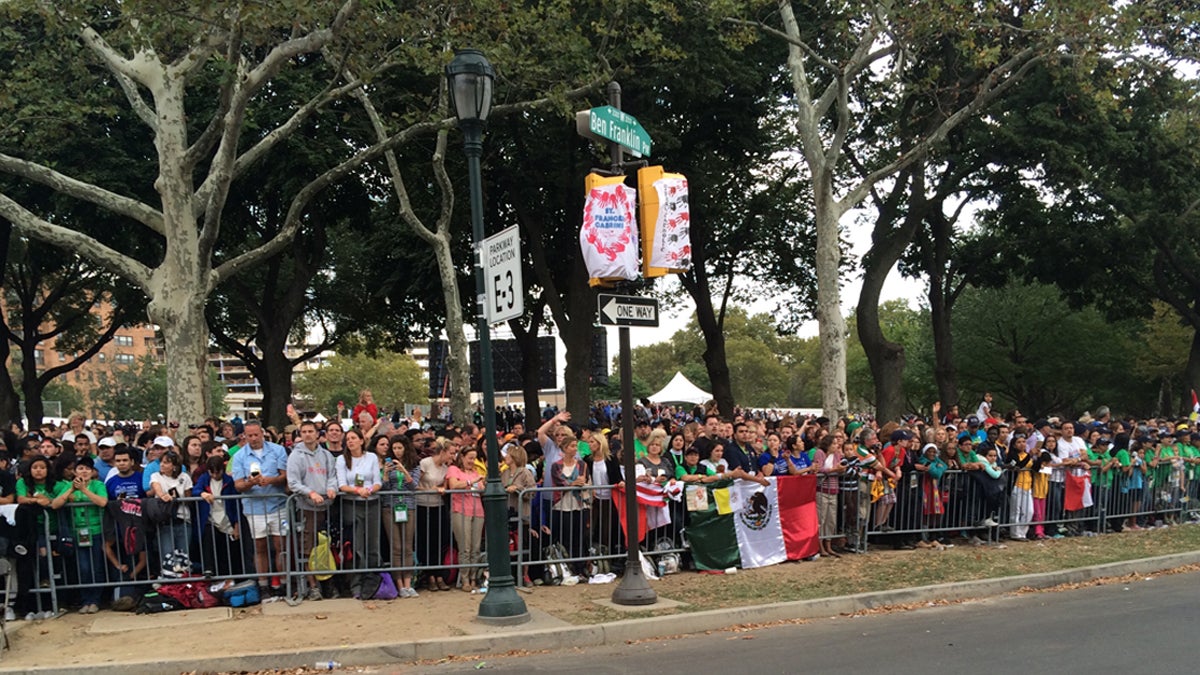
{"left": 287, "top": 442, "right": 338, "bottom": 511}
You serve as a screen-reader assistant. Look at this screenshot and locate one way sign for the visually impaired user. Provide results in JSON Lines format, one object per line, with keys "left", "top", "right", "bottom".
{"left": 598, "top": 294, "right": 659, "bottom": 327}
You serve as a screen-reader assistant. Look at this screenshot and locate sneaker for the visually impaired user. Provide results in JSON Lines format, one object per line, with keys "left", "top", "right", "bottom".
{"left": 968, "top": 535, "right": 986, "bottom": 546}
{"left": 305, "top": 586, "right": 323, "bottom": 602}
{"left": 404, "top": 587, "right": 419, "bottom": 598}
{"left": 977, "top": 518, "right": 999, "bottom": 528}
{"left": 1051, "top": 533, "right": 1064, "bottom": 539}
{"left": 3, "top": 606, "right": 13, "bottom": 621}
{"left": 23, "top": 612, "right": 36, "bottom": 621}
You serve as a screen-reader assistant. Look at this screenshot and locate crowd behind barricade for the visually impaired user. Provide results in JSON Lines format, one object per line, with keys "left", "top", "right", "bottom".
{"left": 2, "top": 388, "right": 1198, "bottom": 622}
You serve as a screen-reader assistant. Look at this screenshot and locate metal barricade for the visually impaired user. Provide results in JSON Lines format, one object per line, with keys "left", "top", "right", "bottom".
{"left": 286, "top": 488, "right": 496, "bottom": 599}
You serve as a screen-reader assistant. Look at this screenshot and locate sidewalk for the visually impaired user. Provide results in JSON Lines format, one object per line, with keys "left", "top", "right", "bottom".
{"left": 5, "top": 546, "right": 1200, "bottom": 675}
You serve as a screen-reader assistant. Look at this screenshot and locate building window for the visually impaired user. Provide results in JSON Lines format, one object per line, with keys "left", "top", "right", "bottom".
{"left": 57, "top": 351, "right": 66, "bottom": 361}
{"left": 115, "top": 336, "right": 134, "bottom": 347}
{"left": 114, "top": 353, "right": 135, "bottom": 365}
{"left": 33, "top": 349, "right": 44, "bottom": 365}
{"left": 98, "top": 353, "right": 107, "bottom": 363}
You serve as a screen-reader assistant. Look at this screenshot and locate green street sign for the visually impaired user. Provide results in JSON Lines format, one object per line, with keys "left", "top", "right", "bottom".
{"left": 580, "top": 105, "right": 651, "bottom": 158}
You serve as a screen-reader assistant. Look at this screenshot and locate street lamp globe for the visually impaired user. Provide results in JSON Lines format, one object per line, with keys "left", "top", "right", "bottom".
{"left": 445, "top": 49, "right": 495, "bottom": 124}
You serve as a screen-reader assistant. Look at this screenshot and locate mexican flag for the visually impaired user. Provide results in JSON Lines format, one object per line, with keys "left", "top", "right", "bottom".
{"left": 687, "top": 475, "right": 819, "bottom": 570}
{"left": 1065, "top": 473, "right": 1094, "bottom": 511}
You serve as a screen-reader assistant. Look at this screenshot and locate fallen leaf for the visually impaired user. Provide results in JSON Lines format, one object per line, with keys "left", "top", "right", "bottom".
{"left": 315, "top": 614, "right": 328, "bottom": 620}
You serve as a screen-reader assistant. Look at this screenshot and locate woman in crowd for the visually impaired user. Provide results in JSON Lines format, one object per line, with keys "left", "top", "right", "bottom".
{"left": 51, "top": 456, "right": 107, "bottom": 614}
{"left": 416, "top": 438, "right": 453, "bottom": 591}
{"left": 148, "top": 450, "right": 194, "bottom": 557}
{"left": 815, "top": 433, "right": 845, "bottom": 558}
{"left": 549, "top": 431, "right": 589, "bottom": 577}
{"left": 381, "top": 435, "right": 421, "bottom": 597}
{"left": 193, "top": 454, "right": 243, "bottom": 576}
{"left": 585, "top": 432, "right": 623, "bottom": 565}
{"left": 784, "top": 435, "right": 815, "bottom": 475}
{"left": 667, "top": 432, "right": 687, "bottom": 471}
{"left": 335, "top": 429, "right": 381, "bottom": 599}
{"left": 758, "top": 431, "right": 788, "bottom": 476}
{"left": 181, "top": 435, "right": 204, "bottom": 480}
{"left": 502, "top": 443, "right": 537, "bottom": 585}
{"left": 14, "top": 456, "right": 61, "bottom": 618}
{"left": 445, "top": 446, "right": 485, "bottom": 592}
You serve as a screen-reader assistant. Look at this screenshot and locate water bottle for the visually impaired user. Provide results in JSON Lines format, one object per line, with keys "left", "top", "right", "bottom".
{"left": 315, "top": 660, "right": 341, "bottom": 670}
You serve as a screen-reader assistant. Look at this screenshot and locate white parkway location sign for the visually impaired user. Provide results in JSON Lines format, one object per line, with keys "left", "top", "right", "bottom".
{"left": 597, "top": 294, "right": 659, "bottom": 327}
{"left": 482, "top": 225, "right": 523, "bottom": 325}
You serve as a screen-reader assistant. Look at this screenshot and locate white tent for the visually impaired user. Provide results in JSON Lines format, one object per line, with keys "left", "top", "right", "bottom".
{"left": 648, "top": 371, "right": 712, "bottom": 406}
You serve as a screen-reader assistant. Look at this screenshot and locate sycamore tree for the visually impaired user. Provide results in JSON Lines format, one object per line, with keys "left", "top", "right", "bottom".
{"left": 732, "top": 0, "right": 1122, "bottom": 418}
{"left": 0, "top": 1, "right": 380, "bottom": 424}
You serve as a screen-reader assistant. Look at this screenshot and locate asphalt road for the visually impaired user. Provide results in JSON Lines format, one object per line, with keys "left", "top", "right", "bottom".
{"left": 406, "top": 570, "right": 1200, "bottom": 674}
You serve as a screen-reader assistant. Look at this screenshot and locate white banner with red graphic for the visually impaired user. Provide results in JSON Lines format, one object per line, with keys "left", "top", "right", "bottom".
{"left": 580, "top": 175, "right": 638, "bottom": 283}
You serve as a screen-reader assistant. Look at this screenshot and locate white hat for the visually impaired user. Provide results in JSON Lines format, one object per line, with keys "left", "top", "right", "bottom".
{"left": 98, "top": 437, "right": 118, "bottom": 448}
{"left": 152, "top": 436, "right": 175, "bottom": 448}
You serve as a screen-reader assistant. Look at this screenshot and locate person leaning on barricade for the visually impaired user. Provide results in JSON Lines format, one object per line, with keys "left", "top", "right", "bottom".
{"left": 287, "top": 420, "right": 338, "bottom": 601}
{"left": 231, "top": 420, "right": 289, "bottom": 597}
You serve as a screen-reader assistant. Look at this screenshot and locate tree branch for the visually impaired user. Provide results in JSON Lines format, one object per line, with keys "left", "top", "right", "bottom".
{"left": 841, "top": 47, "right": 1043, "bottom": 211}
{"left": 0, "top": 192, "right": 152, "bottom": 291}
{"left": 0, "top": 152, "right": 164, "bottom": 234}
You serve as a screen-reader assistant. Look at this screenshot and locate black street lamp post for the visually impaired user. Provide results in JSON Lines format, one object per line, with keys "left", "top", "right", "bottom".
{"left": 445, "top": 48, "right": 530, "bottom": 625}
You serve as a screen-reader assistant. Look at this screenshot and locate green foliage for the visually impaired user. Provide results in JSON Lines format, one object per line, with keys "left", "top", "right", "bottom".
{"left": 294, "top": 352, "right": 428, "bottom": 416}
{"left": 629, "top": 307, "right": 829, "bottom": 408}
{"left": 90, "top": 356, "right": 227, "bottom": 421}
{"left": 846, "top": 300, "right": 936, "bottom": 411}
{"left": 948, "top": 280, "right": 1154, "bottom": 418}
{"left": 41, "top": 380, "right": 83, "bottom": 417}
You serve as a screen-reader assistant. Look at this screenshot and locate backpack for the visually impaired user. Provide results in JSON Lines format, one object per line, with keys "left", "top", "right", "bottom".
{"left": 587, "top": 545, "right": 611, "bottom": 577}
{"left": 470, "top": 551, "right": 489, "bottom": 586}
{"left": 136, "top": 591, "right": 184, "bottom": 614}
{"left": 373, "top": 573, "right": 399, "bottom": 600}
{"left": 543, "top": 543, "right": 569, "bottom": 586}
{"left": 652, "top": 539, "right": 680, "bottom": 575}
{"left": 156, "top": 580, "right": 219, "bottom": 609}
{"left": 159, "top": 549, "right": 193, "bottom": 579}
{"left": 358, "top": 570, "right": 383, "bottom": 600}
{"left": 308, "top": 531, "right": 337, "bottom": 582}
{"left": 222, "top": 580, "right": 261, "bottom": 607}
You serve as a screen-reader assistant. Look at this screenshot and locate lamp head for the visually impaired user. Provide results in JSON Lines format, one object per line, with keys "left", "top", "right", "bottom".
{"left": 445, "top": 49, "right": 495, "bottom": 124}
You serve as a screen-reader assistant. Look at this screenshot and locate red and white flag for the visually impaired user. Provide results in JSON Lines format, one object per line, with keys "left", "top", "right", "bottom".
{"left": 612, "top": 482, "right": 671, "bottom": 545}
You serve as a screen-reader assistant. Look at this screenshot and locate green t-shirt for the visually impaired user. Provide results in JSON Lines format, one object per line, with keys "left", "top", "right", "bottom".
{"left": 577, "top": 441, "right": 592, "bottom": 459}
{"left": 1153, "top": 445, "right": 1178, "bottom": 485}
{"left": 1181, "top": 444, "right": 1200, "bottom": 480}
{"left": 675, "top": 462, "right": 715, "bottom": 480}
{"left": 1087, "top": 448, "right": 1113, "bottom": 488}
{"left": 16, "top": 480, "right": 63, "bottom": 525}
{"left": 634, "top": 438, "right": 648, "bottom": 460}
{"left": 56, "top": 479, "right": 106, "bottom": 533}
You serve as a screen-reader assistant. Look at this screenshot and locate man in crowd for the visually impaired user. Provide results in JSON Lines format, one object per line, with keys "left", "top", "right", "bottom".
{"left": 323, "top": 422, "right": 345, "bottom": 458}
{"left": 232, "top": 420, "right": 289, "bottom": 596}
{"left": 287, "top": 420, "right": 337, "bottom": 601}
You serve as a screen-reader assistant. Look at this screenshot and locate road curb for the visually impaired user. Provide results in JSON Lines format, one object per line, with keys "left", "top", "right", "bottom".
{"left": 9, "top": 550, "right": 1199, "bottom": 674}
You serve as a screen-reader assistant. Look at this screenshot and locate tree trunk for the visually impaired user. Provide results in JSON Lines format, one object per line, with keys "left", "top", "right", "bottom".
{"left": 431, "top": 233, "right": 471, "bottom": 425}
{"left": 1183, "top": 330, "right": 1200, "bottom": 418}
{"left": 694, "top": 291, "right": 733, "bottom": 419}
{"left": 857, "top": 170, "right": 923, "bottom": 423}
{"left": 148, "top": 290, "right": 209, "bottom": 425}
{"left": 257, "top": 334, "right": 294, "bottom": 430}
{"left": 18, "top": 347, "right": 44, "bottom": 429}
{"left": 509, "top": 296, "right": 546, "bottom": 423}
{"left": 0, "top": 222, "right": 17, "bottom": 425}
{"left": 813, "top": 179, "right": 848, "bottom": 419}
{"left": 926, "top": 209, "right": 959, "bottom": 409}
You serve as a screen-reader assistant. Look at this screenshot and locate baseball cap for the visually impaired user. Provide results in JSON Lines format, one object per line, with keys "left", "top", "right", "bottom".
{"left": 152, "top": 436, "right": 175, "bottom": 448}
{"left": 967, "top": 415, "right": 980, "bottom": 426}
{"left": 98, "top": 437, "right": 118, "bottom": 448}
{"left": 890, "top": 429, "right": 914, "bottom": 442}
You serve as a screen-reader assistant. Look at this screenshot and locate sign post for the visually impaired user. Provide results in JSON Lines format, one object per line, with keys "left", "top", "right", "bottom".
{"left": 578, "top": 82, "right": 658, "bottom": 607}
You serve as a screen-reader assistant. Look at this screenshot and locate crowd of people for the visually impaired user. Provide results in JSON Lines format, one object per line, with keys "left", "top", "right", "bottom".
{"left": 3, "top": 388, "right": 1197, "bottom": 621}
